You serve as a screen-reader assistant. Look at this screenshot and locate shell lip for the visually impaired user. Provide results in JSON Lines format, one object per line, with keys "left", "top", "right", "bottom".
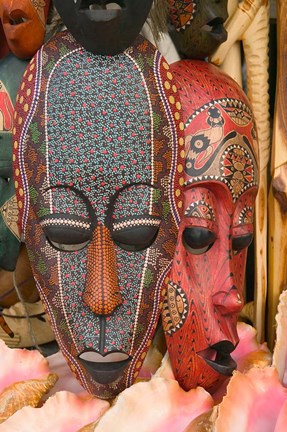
{"left": 198, "top": 340, "right": 237, "bottom": 376}
{"left": 78, "top": 350, "right": 132, "bottom": 384}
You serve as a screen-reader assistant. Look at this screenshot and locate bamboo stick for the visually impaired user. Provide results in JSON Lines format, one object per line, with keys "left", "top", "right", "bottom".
{"left": 210, "top": 0, "right": 270, "bottom": 343}
{"left": 268, "top": 0, "right": 287, "bottom": 348}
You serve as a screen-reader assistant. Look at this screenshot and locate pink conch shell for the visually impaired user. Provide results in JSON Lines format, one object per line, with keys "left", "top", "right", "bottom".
{"left": 137, "top": 325, "right": 167, "bottom": 381}
{"left": 183, "top": 411, "right": 215, "bottom": 431}
{"left": 274, "top": 400, "right": 287, "bottom": 432}
{"left": 137, "top": 344, "right": 164, "bottom": 381}
{"left": 211, "top": 322, "right": 272, "bottom": 404}
{"left": 0, "top": 340, "right": 58, "bottom": 422}
{"left": 0, "top": 391, "right": 110, "bottom": 432}
{"left": 272, "top": 289, "right": 287, "bottom": 385}
{"left": 213, "top": 367, "right": 287, "bottom": 432}
{"left": 153, "top": 351, "right": 176, "bottom": 380}
{"left": 45, "top": 350, "right": 88, "bottom": 400}
{"left": 0, "top": 374, "right": 58, "bottom": 424}
{"left": 234, "top": 321, "right": 272, "bottom": 371}
{"left": 0, "top": 339, "right": 55, "bottom": 391}
{"left": 95, "top": 377, "right": 214, "bottom": 432}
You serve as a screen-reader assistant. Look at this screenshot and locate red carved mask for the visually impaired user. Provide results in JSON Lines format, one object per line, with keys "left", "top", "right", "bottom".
{"left": 0, "top": 0, "right": 50, "bottom": 59}
{"left": 162, "top": 60, "right": 259, "bottom": 393}
{"left": 13, "top": 31, "right": 184, "bottom": 398}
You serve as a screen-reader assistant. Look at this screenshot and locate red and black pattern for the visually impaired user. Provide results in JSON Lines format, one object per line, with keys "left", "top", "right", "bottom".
{"left": 168, "top": 0, "right": 198, "bottom": 30}
{"left": 162, "top": 60, "right": 259, "bottom": 393}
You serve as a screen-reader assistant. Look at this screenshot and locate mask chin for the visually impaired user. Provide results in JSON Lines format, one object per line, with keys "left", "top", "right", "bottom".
{"left": 54, "top": 0, "right": 154, "bottom": 55}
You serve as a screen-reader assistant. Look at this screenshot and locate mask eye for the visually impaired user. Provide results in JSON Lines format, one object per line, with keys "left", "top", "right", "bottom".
{"left": 183, "top": 227, "right": 216, "bottom": 255}
{"left": 232, "top": 233, "right": 253, "bottom": 255}
{"left": 112, "top": 218, "right": 161, "bottom": 252}
{"left": 49, "top": 240, "right": 90, "bottom": 252}
{"left": 41, "top": 216, "right": 92, "bottom": 252}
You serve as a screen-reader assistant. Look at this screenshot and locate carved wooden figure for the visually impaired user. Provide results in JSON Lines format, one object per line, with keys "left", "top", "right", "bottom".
{"left": 162, "top": 60, "right": 259, "bottom": 393}
{"left": 12, "top": 30, "right": 184, "bottom": 398}
{"left": 0, "top": 0, "right": 50, "bottom": 60}
{"left": 210, "top": 0, "right": 270, "bottom": 343}
{"left": 166, "top": 0, "right": 228, "bottom": 59}
{"left": 53, "top": 0, "right": 154, "bottom": 56}
{"left": 267, "top": 0, "right": 287, "bottom": 349}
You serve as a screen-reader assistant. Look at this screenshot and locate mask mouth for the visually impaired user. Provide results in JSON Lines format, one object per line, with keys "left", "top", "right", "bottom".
{"left": 78, "top": 350, "right": 132, "bottom": 384}
{"left": 201, "top": 17, "right": 227, "bottom": 42}
{"left": 77, "top": 1, "right": 126, "bottom": 21}
{"left": 198, "top": 340, "right": 237, "bottom": 376}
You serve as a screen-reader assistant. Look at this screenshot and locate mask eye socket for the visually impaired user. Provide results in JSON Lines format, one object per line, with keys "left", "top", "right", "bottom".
{"left": 41, "top": 216, "right": 92, "bottom": 252}
{"left": 232, "top": 233, "right": 253, "bottom": 255}
{"left": 48, "top": 240, "right": 90, "bottom": 252}
{"left": 183, "top": 227, "right": 216, "bottom": 255}
{"left": 112, "top": 218, "right": 161, "bottom": 252}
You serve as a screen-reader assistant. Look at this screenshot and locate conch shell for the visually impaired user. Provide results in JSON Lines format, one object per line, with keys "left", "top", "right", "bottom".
{"left": 0, "top": 391, "right": 110, "bottom": 432}
{"left": 234, "top": 321, "right": 272, "bottom": 372}
{"left": 185, "top": 367, "right": 287, "bottom": 432}
{"left": 94, "top": 377, "right": 214, "bottom": 432}
{"left": 0, "top": 340, "right": 58, "bottom": 422}
{"left": 272, "top": 289, "right": 287, "bottom": 385}
{"left": 214, "top": 367, "right": 287, "bottom": 432}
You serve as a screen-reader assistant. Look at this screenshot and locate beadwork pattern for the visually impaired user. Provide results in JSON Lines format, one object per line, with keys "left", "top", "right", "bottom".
{"left": 13, "top": 31, "right": 185, "bottom": 398}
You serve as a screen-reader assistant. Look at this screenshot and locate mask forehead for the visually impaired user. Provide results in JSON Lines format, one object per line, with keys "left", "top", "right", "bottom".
{"left": 13, "top": 31, "right": 184, "bottom": 398}
{"left": 173, "top": 59, "right": 259, "bottom": 191}
{"left": 44, "top": 51, "right": 155, "bottom": 214}
{"left": 184, "top": 103, "right": 258, "bottom": 202}
{"left": 54, "top": 0, "right": 154, "bottom": 56}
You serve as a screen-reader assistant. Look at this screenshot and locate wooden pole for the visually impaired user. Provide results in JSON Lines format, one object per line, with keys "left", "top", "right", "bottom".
{"left": 268, "top": 0, "right": 287, "bottom": 349}
{"left": 210, "top": 0, "right": 270, "bottom": 343}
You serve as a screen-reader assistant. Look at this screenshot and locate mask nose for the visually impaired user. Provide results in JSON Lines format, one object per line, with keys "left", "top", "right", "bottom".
{"left": 83, "top": 225, "right": 122, "bottom": 315}
{"left": 212, "top": 285, "right": 243, "bottom": 316}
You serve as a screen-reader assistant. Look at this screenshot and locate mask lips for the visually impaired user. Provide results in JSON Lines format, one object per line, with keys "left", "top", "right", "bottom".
{"left": 198, "top": 340, "right": 237, "bottom": 376}
{"left": 78, "top": 350, "right": 132, "bottom": 384}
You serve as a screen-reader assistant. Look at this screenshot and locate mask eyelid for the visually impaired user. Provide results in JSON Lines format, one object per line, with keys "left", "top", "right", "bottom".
{"left": 40, "top": 214, "right": 93, "bottom": 248}
{"left": 232, "top": 223, "right": 253, "bottom": 238}
{"left": 183, "top": 216, "right": 218, "bottom": 235}
{"left": 112, "top": 215, "right": 161, "bottom": 232}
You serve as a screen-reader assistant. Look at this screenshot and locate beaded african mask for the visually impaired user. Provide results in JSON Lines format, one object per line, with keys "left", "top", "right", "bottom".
{"left": 13, "top": 30, "right": 184, "bottom": 398}
{"left": 0, "top": 0, "right": 50, "bottom": 60}
{"left": 53, "top": 0, "right": 154, "bottom": 56}
{"left": 167, "top": 0, "right": 228, "bottom": 59}
{"left": 162, "top": 60, "right": 259, "bottom": 393}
